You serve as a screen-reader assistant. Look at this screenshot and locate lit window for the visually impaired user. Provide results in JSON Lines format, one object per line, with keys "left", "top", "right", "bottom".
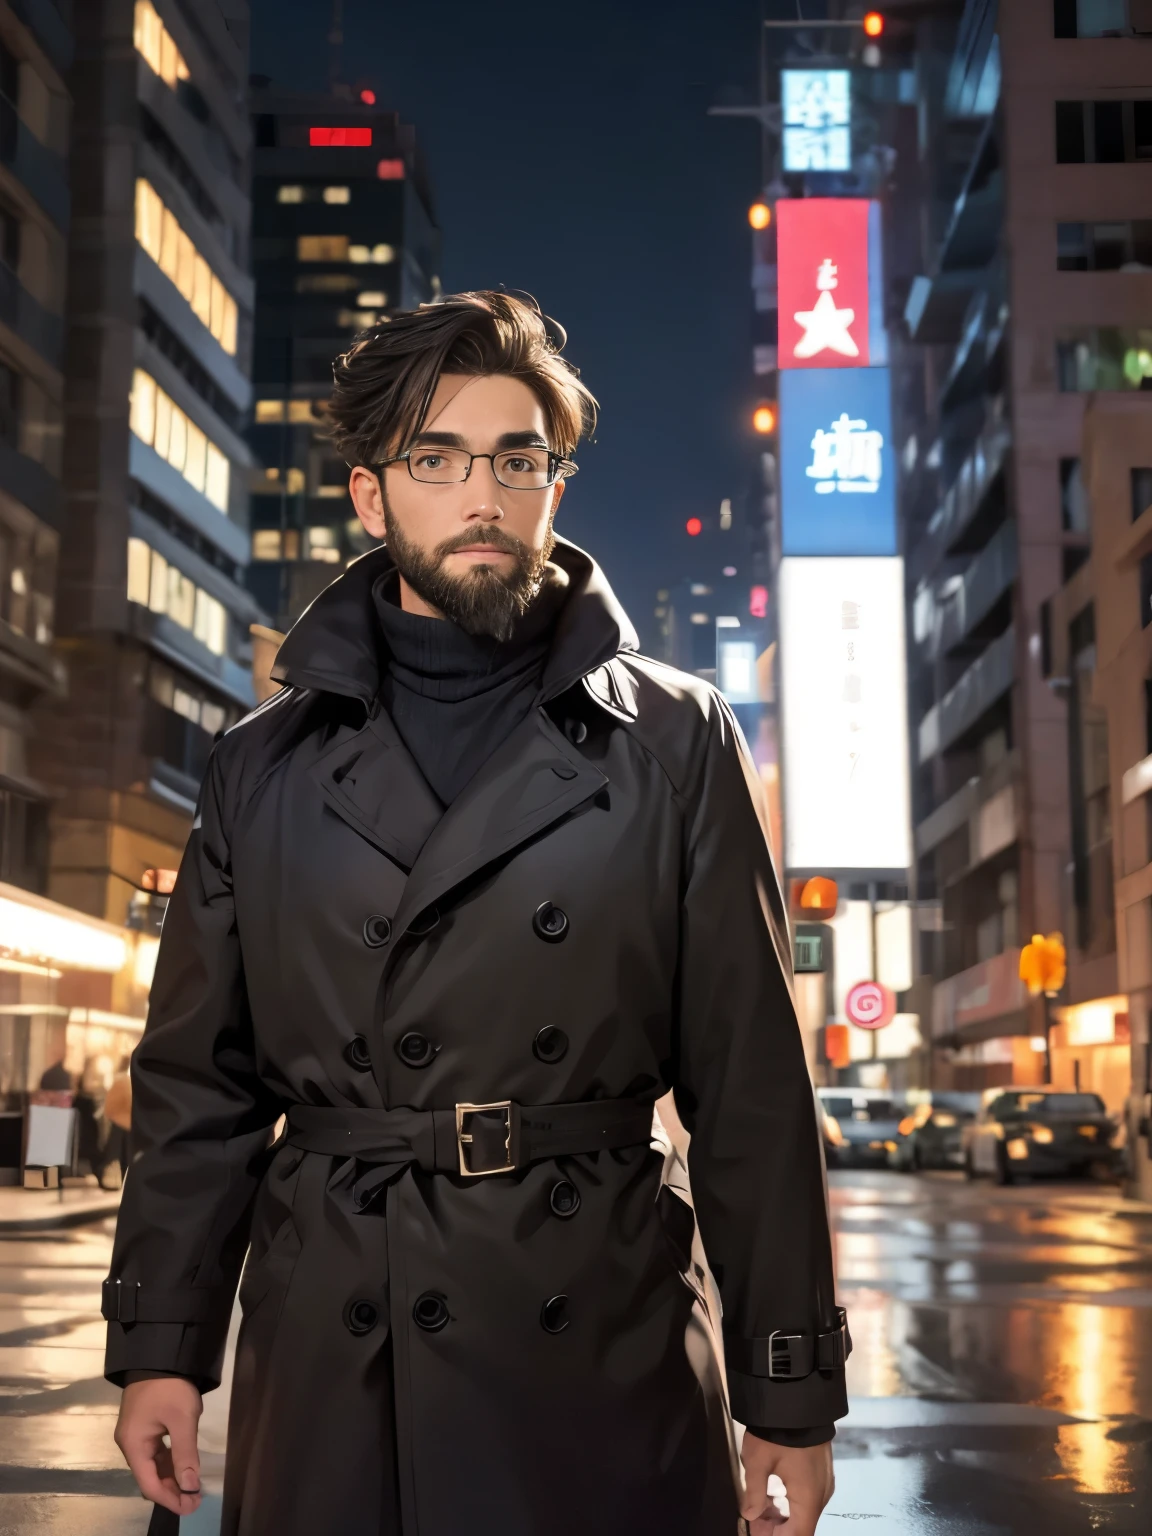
{"left": 277, "top": 185, "right": 305, "bottom": 204}
{"left": 126, "top": 539, "right": 229, "bottom": 657}
{"left": 356, "top": 291, "right": 386, "bottom": 306}
{"left": 252, "top": 529, "right": 282, "bottom": 560}
{"left": 255, "top": 400, "right": 285, "bottom": 423}
{"left": 297, "top": 235, "right": 350, "bottom": 262}
{"left": 372, "top": 243, "right": 395, "bottom": 263}
{"left": 134, "top": 1, "right": 190, "bottom": 90}
{"left": 201, "top": 702, "right": 226, "bottom": 735}
{"left": 337, "top": 309, "right": 379, "bottom": 330}
{"left": 690, "top": 613, "right": 709, "bottom": 625}
{"left": 348, "top": 245, "right": 370, "bottom": 264}
{"left": 322, "top": 186, "right": 351, "bottom": 204}
{"left": 288, "top": 400, "right": 318, "bottom": 423}
{"left": 134, "top": 179, "right": 239, "bottom": 353}
{"left": 172, "top": 687, "right": 200, "bottom": 724}
{"left": 130, "top": 368, "right": 230, "bottom": 512}
{"left": 296, "top": 273, "right": 358, "bottom": 294}
{"left": 376, "top": 159, "right": 405, "bottom": 181}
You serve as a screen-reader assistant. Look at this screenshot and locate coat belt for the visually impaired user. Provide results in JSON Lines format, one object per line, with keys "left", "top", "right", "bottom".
{"left": 285, "top": 1098, "right": 656, "bottom": 1202}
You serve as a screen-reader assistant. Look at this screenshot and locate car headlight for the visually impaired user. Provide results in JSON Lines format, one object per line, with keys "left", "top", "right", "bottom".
{"left": 823, "top": 1113, "right": 845, "bottom": 1148}
{"left": 1006, "top": 1137, "right": 1030, "bottom": 1160}
{"left": 897, "top": 1115, "right": 917, "bottom": 1136}
{"left": 933, "top": 1113, "right": 957, "bottom": 1128}
{"left": 1029, "top": 1123, "right": 1054, "bottom": 1144}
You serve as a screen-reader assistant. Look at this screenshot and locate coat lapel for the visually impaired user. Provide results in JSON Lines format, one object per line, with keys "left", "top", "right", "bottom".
{"left": 309, "top": 709, "right": 445, "bottom": 872}
{"left": 388, "top": 707, "right": 607, "bottom": 940}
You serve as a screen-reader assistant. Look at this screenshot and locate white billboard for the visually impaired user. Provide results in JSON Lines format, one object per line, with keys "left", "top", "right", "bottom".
{"left": 779, "top": 556, "right": 912, "bottom": 871}
{"left": 781, "top": 70, "right": 852, "bottom": 172}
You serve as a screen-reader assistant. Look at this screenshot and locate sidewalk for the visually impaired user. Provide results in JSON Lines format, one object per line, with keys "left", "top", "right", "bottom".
{"left": 0, "top": 1176, "right": 121, "bottom": 1232}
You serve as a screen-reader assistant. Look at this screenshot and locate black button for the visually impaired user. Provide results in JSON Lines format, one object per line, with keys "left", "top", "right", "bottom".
{"left": 533, "top": 1026, "right": 568, "bottom": 1064}
{"left": 344, "top": 1035, "right": 373, "bottom": 1072}
{"left": 540, "top": 1294, "right": 570, "bottom": 1333}
{"left": 409, "top": 905, "right": 440, "bottom": 936}
{"left": 396, "top": 1031, "right": 437, "bottom": 1068}
{"left": 565, "top": 719, "right": 588, "bottom": 745}
{"left": 413, "top": 1291, "right": 449, "bottom": 1332}
{"left": 343, "top": 1298, "right": 379, "bottom": 1335}
{"left": 552, "top": 763, "right": 577, "bottom": 780}
{"left": 549, "top": 1179, "right": 581, "bottom": 1219}
{"left": 363, "top": 914, "right": 392, "bottom": 948}
{"left": 532, "top": 902, "right": 569, "bottom": 943}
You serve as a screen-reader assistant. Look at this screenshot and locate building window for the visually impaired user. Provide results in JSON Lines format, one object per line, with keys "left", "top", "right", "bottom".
{"left": 277, "top": 185, "right": 304, "bottom": 204}
{"left": 135, "top": 180, "right": 238, "bottom": 354}
{"left": 251, "top": 465, "right": 305, "bottom": 496}
{"left": 297, "top": 235, "right": 350, "bottom": 262}
{"left": 253, "top": 399, "right": 320, "bottom": 424}
{"left": 1132, "top": 467, "right": 1152, "bottom": 521}
{"left": 133, "top": 1, "right": 190, "bottom": 89}
{"left": 322, "top": 186, "right": 351, "bottom": 204}
{"left": 1060, "top": 458, "right": 1091, "bottom": 533}
{"left": 0, "top": 514, "right": 54, "bottom": 644}
{"left": 1057, "top": 220, "right": 1152, "bottom": 271}
{"left": 129, "top": 369, "right": 231, "bottom": 513}
{"left": 127, "top": 537, "right": 228, "bottom": 656}
{"left": 348, "top": 243, "right": 395, "bottom": 265}
{"left": 1055, "top": 99, "right": 1152, "bottom": 163}
{"left": 1056, "top": 329, "right": 1152, "bottom": 391}
{"left": 1054, "top": 0, "right": 1132, "bottom": 35}
{"left": 295, "top": 273, "right": 358, "bottom": 294}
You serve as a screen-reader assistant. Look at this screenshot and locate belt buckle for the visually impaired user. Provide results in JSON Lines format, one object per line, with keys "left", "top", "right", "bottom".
{"left": 766, "top": 1329, "right": 804, "bottom": 1380}
{"left": 455, "top": 1101, "right": 518, "bottom": 1177}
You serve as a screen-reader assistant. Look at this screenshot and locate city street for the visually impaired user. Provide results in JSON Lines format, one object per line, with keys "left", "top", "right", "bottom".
{"left": 0, "top": 1171, "right": 1148, "bottom": 1533}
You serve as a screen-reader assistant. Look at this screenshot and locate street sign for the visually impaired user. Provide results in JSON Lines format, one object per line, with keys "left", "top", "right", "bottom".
{"left": 794, "top": 931, "right": 825, "bottom": 973}
{"left": 845, "top": 980, "right": 896, "bottom": 1030}
{"left": 778, "top": 371, "right": 896, "bottom": 555}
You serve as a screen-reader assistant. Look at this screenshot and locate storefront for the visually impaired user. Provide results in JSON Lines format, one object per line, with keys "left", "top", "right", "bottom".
{"left": 1050, "top": 996, "right": 1131, "bottom": 1115}
{"left": 931, "top": 950, "right": 1043, "bottom": 1091}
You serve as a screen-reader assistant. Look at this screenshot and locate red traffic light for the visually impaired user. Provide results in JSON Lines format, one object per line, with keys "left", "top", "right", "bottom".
{"left": 863, "top": 11, "right": 884, "bottom": 36}
{"left": 686, "top": 517, "right": 703, "bottom": 537}
{"left": 360, "top": 88, "right": 377, "bottom": 105}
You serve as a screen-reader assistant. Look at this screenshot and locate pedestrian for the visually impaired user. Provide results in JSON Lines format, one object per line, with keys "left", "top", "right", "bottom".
{"left": 74, "top": 1056, "right": 109, "bottom": 1185}
{"left": 105, "top": 292, "right": 848, "bottom": 1536}
{"left": 102, "top": 1057, "right": 133, "bottom": 1184}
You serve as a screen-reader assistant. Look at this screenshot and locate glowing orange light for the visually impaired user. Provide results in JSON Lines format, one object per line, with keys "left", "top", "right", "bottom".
{"left": 863, "top": 11, "right": 884, "bottom": 36}
{"left": 360, "top": 88, "right": 376, "bottom": 105}
{"left": 752, "top": 403, "right": 777, "bottom": 434}
{"left": 748, "top": 201, "right": 772, "bottom": 231}
{"left": 686, "top": 517, "right": 703, "bottom": 537}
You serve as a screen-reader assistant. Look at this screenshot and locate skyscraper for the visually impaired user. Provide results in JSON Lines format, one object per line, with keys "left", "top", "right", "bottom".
{"left": 246, "top": 82, "right": 440, "bottom": 632}
{"left": 33, "top": 0, "right": 258, "bottom": 923}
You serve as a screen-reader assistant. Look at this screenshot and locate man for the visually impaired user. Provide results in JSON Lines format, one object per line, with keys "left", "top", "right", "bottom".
{"left": 108, "top": 292, "right": 848, "bottom": 1536}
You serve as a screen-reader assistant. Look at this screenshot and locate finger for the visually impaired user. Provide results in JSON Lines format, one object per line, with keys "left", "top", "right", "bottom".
{"left": 166, "top": 1413, "right": 203, "bottom": 1509}
{"left": 120, "top": 1430, "right": 181, "bottom": 1512}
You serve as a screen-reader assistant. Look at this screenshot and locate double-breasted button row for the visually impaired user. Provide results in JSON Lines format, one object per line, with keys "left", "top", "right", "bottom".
{"left": 343, "top": 1298, "right": 380, "bottom": 1335}
{"left": 344, "top": 1035, "right": 373, "bottom": 1072}
{"left": 396, "top": 1031, "right": 437, "bottom": 1068}
{"left": 397, "top": 1290, "right": 570, "bottom": 1336}
{"left": 363, "top": 914, "right": 392, "bottom": 948}
{"left": 549, "top": 1179, "right": 580, "bottom": 1218}
{"left": 385, "top": 1026, "right": 569, "bottom": 1069}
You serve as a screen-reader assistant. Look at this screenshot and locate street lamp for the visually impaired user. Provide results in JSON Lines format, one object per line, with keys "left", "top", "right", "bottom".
{"left": 748, "top": 201, "right": 772, "bottom": 230}
{"left": 752, "top": 403, "right": 777, "bottom": 435}
{"left": 1019, "top": 933, "right": 1067, "bottom": 1084}
{"left": 863, "top": 11, "right": 885, "bottom": 37}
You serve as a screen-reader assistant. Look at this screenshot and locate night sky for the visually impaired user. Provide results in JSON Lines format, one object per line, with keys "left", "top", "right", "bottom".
{"left": 250, "top": 0, "right": 764, "bottom": 647}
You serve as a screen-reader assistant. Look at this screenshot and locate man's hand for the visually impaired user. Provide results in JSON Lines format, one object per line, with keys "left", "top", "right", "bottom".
{"left": 114, "top": 1377, "right": 204, "bottom": 1517}
{"left": 740, "top": 1434, "right": 834, "bottom": 1535}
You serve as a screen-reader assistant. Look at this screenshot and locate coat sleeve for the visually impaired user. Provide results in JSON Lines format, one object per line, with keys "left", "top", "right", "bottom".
{"left": 103, "top": 744, "right": 283, "bottom": 1391}
{"left": 671, "top": 692, "right": 848, "bottom": 1430}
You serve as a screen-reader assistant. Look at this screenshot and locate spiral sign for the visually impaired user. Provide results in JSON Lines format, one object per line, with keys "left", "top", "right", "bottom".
{"left": 845, "top": 980, "right": 895, "bottom": 1031}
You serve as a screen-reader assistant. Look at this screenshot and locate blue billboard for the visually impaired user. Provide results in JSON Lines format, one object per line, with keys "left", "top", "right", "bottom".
{"left": 778, "top": 367, "right": 896, "bottom": 556}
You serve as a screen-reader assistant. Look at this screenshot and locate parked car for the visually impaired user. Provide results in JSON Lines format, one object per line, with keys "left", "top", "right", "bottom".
{"left": 886, "top": 1091, "right": 981, "bottom": 1171}
{"left": 818, "top": 1088, "right": 905, "bottom": 1168}
{"left": 962, "top": 1087, "right": 1123, "bottom": 1184}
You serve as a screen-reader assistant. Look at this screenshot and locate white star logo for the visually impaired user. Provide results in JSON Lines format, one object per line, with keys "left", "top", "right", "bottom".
{"left": 792, "top": 258, "right": 859, "bottom": 360}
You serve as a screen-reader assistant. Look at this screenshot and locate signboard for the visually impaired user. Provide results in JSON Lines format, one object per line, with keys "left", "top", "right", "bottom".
{"left": 781, "top": 70, "right": 851, "bottom": 172}
{"left": 778, "top": 368, "right": 896, "bottom": 556}
{"left": 717, "top": 635, "right": 760, "bottom": 705}
{"left": 845, "top": 980, "right": 896, "bottom": 1030}
{"left": 779, "top": 556, "right": 912, "bottom": 872}
{"left": 776, "top": 199, "right": 885, "bottom": 369}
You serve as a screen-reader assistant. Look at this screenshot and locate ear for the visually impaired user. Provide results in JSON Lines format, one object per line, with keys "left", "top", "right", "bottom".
{"left": 550, "top": 480, "right": 566, "bottom": 517}
{"left": 349, "top": 466, "right": 387, "bottom": 540}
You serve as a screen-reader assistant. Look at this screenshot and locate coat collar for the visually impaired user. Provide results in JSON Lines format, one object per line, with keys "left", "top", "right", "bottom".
{"left": 270, "top": 537, "right": 639, "bottom": 710}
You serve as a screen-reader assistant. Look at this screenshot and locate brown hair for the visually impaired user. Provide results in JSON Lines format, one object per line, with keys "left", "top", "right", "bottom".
{"left": 326, "top": 291, "right": 598, "bottom": 466}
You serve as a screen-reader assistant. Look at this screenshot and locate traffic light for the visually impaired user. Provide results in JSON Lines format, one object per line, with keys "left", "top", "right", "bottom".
{"left": 791, "top": 876, "right": 839, "bottom": 921}
{"left": 748, "top": 201, "right": 772, "bottom": 231}
{"left": 1019, "top": 933, "right": 1067, "bottom": 998}
{"left": 752, "top": 402, "right": 777, "bottom": 435}
{"left": 686, "top": 517, "right": 702, "bottom": 537}
{"left": 863, "top": 11, "right": 884, "bottom": 36}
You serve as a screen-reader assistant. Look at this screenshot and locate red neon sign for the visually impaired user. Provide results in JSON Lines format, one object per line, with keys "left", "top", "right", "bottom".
{"left": 309, "top": 126, "right": 373, "bottom": 147}
{"left": 776, "top": 199, "right": 875, "bottom": 369}
{"left": 749, "top": 585, "right": 769, "bottom": 618}
{"left": 376, "top": 158, "right": 405, "bottom": 180}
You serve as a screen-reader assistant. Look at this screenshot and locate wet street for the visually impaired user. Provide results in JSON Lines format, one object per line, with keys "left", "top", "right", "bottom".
{"left": 0, "top": 1172, "right": 1148, "bottom": 1532}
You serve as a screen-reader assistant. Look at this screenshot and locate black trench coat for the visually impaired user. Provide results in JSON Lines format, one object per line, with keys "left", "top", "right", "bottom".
{"left": 105, "top": 541, "right": 847, "bottom": 1536}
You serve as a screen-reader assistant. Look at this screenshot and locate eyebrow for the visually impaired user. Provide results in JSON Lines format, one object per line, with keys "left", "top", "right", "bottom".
{"left": 409, "top": 429, "right": 550, "bottom": 451}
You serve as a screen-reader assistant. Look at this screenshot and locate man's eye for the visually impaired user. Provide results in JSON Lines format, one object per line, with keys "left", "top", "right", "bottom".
{"left": 415, "top": 454, "right": 442, "bottom": 469}
{"left": 504, "top": 457, "right": 532, "bottom": 473}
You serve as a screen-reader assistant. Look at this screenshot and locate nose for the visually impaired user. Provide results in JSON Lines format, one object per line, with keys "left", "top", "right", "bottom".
{"left": 462, "top": 456, "right": 505, "bottom": 523}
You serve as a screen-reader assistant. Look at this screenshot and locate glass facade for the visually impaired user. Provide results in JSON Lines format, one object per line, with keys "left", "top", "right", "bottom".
{"left": 126, "top": 537, "right": 228, "bottom": 657}
{"left": 135, "top": 179, "right": 239, "bottom": 353}
{"left": 128, "top": 368, "right": 231, "bottom": 512}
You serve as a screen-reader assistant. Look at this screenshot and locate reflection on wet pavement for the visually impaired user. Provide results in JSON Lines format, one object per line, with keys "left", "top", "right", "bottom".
{"left": 0, "top": 1176, "right": 1148, "bottom": 1531}
{"left": 828, "top": 1170, "right": 1152, "bottom": 1532}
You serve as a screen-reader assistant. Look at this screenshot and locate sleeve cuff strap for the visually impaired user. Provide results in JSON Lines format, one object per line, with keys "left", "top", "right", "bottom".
{"left": 101, "top": 1278, "right": 224, "bottom": 1326}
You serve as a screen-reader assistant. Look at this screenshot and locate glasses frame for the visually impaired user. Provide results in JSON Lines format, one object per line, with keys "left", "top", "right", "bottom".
{"left": 372, "top": 447, "right": 578, "bottom": 490}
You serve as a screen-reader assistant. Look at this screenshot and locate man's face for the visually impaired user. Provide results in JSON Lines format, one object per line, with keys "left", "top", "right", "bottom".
{"left": 349, "top": 373, "right": 565, "bottom": 639}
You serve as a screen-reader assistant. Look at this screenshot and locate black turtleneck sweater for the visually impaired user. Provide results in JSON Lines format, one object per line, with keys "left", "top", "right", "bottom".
{"left": 372, "top": 571, "right": 565, "bottom": 804}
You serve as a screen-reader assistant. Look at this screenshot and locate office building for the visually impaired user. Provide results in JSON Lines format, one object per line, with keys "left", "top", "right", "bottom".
{"left": 30, "top": 0, "right": 259, "bottom": 925}
{"left": 899, "top": 0, "right": 1152, "bottom": 1122}
{"left": 246, "top": 81, "right": 440, "bottom": 632}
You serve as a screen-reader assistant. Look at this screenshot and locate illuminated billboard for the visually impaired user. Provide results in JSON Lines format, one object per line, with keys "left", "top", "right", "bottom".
{"left": 779, "top": 556, "right": 911, "bottom": 872}
{"left": 781, "top": 70, "right": 851, "bottom": 172}
{"left": 778, "top": 367, "right": 895, "bottom": 556}
{"left": 776, "top": 199, "right": 885, "bottom": 369}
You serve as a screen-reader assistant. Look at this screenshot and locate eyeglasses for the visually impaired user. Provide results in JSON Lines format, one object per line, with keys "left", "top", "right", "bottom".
{"left": 374, "top": 446, "right": 578, "bottom": 490}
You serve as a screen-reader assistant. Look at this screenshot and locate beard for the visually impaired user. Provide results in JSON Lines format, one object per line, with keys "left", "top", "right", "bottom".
{"left": 384, "top": 512, "right": 555, "bottom": 641}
